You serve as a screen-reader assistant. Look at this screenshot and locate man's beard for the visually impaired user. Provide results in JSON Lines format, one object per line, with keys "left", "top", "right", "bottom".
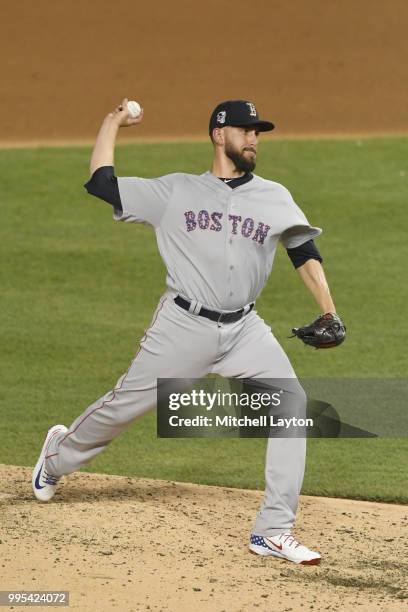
{"left": 225, "top": 143, "right": 257, "bottom": 173}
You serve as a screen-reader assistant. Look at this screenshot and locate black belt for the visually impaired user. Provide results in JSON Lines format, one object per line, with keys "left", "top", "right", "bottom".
{"left": 174, "top": 295, "right": 254, "bottom": 324}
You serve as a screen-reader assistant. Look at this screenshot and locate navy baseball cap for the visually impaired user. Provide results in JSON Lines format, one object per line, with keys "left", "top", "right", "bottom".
{"left": 209, "top": 100, "right": 275, "bottom": 135}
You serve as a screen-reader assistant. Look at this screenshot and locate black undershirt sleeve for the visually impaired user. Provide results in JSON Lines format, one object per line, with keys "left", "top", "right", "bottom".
{"left": 286, "top": 239, "right": 323, "bottom": 269}
{"left": 84, "top": 165, "right": 122, "bottom": 212}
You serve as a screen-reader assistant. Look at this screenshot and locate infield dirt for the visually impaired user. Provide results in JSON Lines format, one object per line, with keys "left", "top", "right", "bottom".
{"left": 1, "top": 0, "right": 408, "bottom": 144}
{"left": 1, "top": 465, "right": 407, "bottom": 611}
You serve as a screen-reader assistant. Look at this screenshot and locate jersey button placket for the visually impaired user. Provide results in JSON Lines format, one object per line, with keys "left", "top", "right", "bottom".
{"left": 225, "top": 192, "right": 235, "bottom": 304}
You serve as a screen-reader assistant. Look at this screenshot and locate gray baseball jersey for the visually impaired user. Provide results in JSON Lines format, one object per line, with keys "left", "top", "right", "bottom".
{"left": 116, "top": 171, "right": 321, "bottom": 310}
{"left": 43, "top": 169, "right": 321, "bottom": 539}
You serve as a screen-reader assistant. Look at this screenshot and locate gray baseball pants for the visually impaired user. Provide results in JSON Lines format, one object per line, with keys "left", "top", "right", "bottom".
{"left": 45, "top": 291, "right": 306, "bottom": 536}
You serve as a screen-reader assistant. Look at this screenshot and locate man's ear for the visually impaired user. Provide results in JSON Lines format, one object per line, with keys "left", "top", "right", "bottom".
{"left": 212, "top": 128, "right": 224, "bottom": 146}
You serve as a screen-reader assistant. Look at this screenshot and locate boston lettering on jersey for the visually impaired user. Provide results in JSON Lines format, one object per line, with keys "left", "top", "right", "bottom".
{"left": 184, "top": 210, "right": 271, "bottom": 245}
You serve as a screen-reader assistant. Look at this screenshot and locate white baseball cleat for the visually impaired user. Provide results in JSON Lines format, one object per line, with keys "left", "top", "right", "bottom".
{"left": 32, "top": 424, "right": 68, "bottom": 502}
{"left": 249, "top": 532, "right": 321, "bottom": 565}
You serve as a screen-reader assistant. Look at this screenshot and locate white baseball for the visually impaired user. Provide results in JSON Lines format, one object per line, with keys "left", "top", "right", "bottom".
{"left": 127, "top": 100, "right": 142, "bottom": 118}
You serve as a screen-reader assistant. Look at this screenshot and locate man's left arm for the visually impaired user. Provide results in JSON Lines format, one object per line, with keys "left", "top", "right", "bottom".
{"left": 287, "top": 249, "right": 346, "bottom": 349}
{"left": 296, "top": 258, "right": 336, "bottom": 314}
{"left": 279, "top": 190, "right": 346, "bottom": 347}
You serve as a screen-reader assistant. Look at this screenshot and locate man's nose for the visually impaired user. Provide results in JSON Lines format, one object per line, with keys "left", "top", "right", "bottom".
{"left": 247, "top": 131, "right": 258, "bottom": 147}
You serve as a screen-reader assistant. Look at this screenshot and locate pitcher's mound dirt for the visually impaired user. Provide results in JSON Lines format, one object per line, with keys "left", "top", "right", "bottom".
{"left": 1, "top": 464, "right": 406, "bottom": 611}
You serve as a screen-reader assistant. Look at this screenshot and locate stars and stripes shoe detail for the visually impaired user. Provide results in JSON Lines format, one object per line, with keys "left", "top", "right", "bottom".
{"left": 32, "top": 425, "right": 67, "bottom": 502}
{"left": 249, "top": 532, "right": 321, "bottom": 565}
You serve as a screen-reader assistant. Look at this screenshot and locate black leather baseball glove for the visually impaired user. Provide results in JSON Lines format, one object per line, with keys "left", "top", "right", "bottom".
{"left": 291, "top": 313, "right": 346, "bottom": 349}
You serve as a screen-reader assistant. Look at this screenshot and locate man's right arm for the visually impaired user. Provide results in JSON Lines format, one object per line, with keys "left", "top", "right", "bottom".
{"left": 89, "top": 97, "right": 143, "bottom": 175}
{"left": 85, "top": 98, "right": 144, "bottom": 210}
{"left": 85, "top": 100, "right": 170, "bottom": 227}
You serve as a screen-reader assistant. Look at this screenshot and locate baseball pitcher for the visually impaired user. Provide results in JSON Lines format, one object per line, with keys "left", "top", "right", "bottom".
{"left": 32, "top": 98, "right": 346, "bottom": 565}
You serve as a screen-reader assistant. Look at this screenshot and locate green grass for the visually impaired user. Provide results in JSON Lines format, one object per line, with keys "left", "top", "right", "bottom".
{"left": 1, "top": 137, "right": 407, "bottom": 503}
